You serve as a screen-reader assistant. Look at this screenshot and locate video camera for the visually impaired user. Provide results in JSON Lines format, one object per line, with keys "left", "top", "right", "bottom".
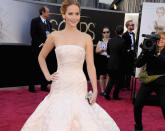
{"left": 140, "top": 32, "right": 160, "bottom": 55}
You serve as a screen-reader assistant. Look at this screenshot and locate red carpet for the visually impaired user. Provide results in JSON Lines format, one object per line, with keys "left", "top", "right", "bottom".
{"left": 0, "top": 81, "right": 164, "bottom": 131}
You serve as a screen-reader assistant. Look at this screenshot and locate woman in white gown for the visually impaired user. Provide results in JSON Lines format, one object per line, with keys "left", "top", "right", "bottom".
{"left": 21, "top": 0, "right": 120, "bottom": 130}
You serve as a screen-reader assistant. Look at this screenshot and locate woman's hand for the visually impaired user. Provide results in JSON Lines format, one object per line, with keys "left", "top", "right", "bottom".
{"left": 89, "top": 91, "right": 98, "bottom": 105}
{"left": 46, "top": 72, "right": 58, "bottom": 82}
{"left": 102, "top": 47, "right": 107, "bottom": 51}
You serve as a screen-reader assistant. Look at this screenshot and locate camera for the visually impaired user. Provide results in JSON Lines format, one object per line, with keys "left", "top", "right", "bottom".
{"left": 140, "top": 32, "right": 160, "bottom": 55}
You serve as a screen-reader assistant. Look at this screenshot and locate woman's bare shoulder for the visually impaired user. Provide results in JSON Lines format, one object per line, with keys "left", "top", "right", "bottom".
{"left": 80, "top": 32, "right": 92, "bottom": 41}
{"left": 50, "top": 30, "right": 65, "bottom": 42}
{"left": 79, "top": 32, "right": 93, "bottom": 50}
{"left": 51, "top": 30, "right": 64, "bottom": 36}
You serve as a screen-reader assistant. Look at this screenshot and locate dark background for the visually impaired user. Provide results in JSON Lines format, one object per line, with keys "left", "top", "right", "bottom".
{"left": 0, "top": 4, "right": 125, "bottom": 88}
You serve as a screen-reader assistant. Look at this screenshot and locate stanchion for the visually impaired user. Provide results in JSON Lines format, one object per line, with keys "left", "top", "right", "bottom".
{"left": 131, "top": 76, "right": 137, "bottom": 104}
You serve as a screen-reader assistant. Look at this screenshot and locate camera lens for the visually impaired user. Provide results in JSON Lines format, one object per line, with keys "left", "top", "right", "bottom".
{"left": 145, "top": 40, "right": 153, "bottom": 47}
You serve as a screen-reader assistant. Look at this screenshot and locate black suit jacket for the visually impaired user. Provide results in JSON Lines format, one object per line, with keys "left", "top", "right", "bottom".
{"left": 30, "top": 17, "right": 55, "bottom": 74}
{"left": 122, "top": 31, "right": 137, "bottom": 52}
{"left": 122, "top": 31, "right": 138, "bottom": 75}
{"left": 136, "top": 47, "right": 165, "bottom": 76}
{"left": 30, "top": 17, "right": 52, "bottom": 49}
{"left": 107, "top": 35, "right": 125, "bottom": 72}
{"left": 137, "top": 47, "right": 165, "bottom": 86}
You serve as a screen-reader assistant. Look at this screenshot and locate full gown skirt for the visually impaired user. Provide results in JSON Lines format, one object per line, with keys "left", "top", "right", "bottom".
{"left": 21, "top": 45, "right": 120, "bottom": 131}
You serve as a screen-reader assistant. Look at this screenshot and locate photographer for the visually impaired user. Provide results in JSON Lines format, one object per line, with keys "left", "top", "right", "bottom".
{"left": 133, "top": 32, "right": 165, "bottom": 131}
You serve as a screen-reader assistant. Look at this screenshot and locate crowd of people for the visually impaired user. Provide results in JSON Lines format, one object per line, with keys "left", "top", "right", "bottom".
{"left": 96, "top": 20, "right": 137, "bottom": 100}
{"left": 21, "top": 0, "right": 165, "bottom": 131}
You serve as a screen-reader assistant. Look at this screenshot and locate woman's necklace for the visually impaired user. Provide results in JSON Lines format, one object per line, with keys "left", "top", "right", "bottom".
{"left": 103, "top": 38, "right": 109, "bottom": 43}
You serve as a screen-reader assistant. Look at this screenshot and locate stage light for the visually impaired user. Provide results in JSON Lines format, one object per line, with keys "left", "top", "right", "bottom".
{"left": 109, "top": 0, "right": 122, "bottom": 10}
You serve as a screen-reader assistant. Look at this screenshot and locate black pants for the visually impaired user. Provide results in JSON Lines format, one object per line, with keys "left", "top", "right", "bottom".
{"left": 123, "top": 51, "right": 136, "bottom": 89}
{"left": 104, "top": 71, "right": 122, "bottom": 98}
{"left": 123, "top": 73, "right": 131, "bottom": 89}
{"left": 134, "top": 78, "right": 165, "bottom": 130}
{"left": 29, "top": 47, "right": 48, "bottom": 90}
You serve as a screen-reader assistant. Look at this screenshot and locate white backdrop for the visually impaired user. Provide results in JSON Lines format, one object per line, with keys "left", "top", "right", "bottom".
{"left": 99, "top": 0, "right": 113, "bottom": 5}
{"left": 124, "top": 13, "right": 139, "bottom": 38}
{"left": 135, "top": 2, "right": 165, "bottom": 77}
{"left": 0, "top": 0, "right": 40, "bottom": 45}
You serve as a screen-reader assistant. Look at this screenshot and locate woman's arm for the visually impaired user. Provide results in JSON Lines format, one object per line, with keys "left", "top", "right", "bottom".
{"left": 85, "top": 34, "right": 98, "bottom": 104}
{"left": 136, "top": 52, "right": 147, "bottom": 68}
{"left": 107, "top": 39, "right": 112, "bottom": 56}
{"left": 38, "top": 32, "right": 55, "bottom": 81}
{"left": 95, "top": 41, "right": 102, "bottom": 54}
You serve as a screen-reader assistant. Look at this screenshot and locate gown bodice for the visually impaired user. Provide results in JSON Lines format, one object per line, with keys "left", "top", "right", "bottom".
{"left": 55, "top": 45, "right": 85, "bottom": 72}
{"left": 50, "top": 45, "right": 87, "bottom": 98}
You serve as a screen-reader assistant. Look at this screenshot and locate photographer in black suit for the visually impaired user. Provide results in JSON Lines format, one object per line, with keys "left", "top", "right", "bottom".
{"left": 122, "top": 20, "right": 137, "bottom": 89}
{"left": 133, "top": 32, "right": 165, "bottom": 131}
{"left": 104, "top": 25, "right": 125, "bottom": 100}
{"left": 29, "top": 6, "right": 52, "bottom": 93}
